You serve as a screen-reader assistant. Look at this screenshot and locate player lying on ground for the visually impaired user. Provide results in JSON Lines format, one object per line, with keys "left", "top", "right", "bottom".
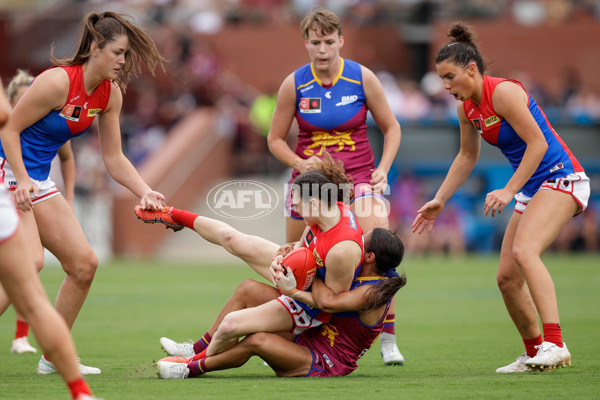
{"left": 155, "top": 227, "right": 406, "bottom": 378}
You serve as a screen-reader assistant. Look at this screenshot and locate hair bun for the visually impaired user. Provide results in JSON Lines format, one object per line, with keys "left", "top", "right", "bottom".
{"left": 448, "top": 22, "right": 473, "bottom": 43}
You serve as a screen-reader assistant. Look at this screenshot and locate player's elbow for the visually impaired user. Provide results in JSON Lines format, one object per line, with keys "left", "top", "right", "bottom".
{"left": 0, "top": 108, "right": 9, "bottom": 129}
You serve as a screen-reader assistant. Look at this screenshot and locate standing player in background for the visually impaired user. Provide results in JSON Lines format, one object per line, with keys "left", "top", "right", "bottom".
{"left": 0, "top": 84, "right": 99, "bottom": 400}
{"left": 0, "top": 11, "right": 168, "bottom": 374}
{"left": 5, "top": 69, "right": 77, "bottom": 355}
{"left": 412, "top": 22, "right": 590, "bottom": 373}
{"left": 266, "top": 7, "right": 404, "bottom": 365}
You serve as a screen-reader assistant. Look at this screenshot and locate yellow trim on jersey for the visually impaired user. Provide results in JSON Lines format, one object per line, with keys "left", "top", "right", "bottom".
{"left": 297, "top": 79, "right": 317, "bottom": 90}
{"left": 308, "top": 58, "right": 347, "bottom": 87}
{"left": 340, "top": 75, "right": 361, "bottom": 85}
{"left": 354, "top": 276, "right": 386, "bottom": 285}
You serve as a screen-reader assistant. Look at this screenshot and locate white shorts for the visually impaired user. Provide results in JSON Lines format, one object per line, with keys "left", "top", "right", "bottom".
{"left": 515, "top": 172, "right": 590, "bottom": 215}
{"left": 276, "top": 295, "right": 323, "bottom": 335}
{"left": 0, "top": 185, "right": 19, "bottom": 243}
{"left": 1, "top": 158, "right": 60, "bottom": 204}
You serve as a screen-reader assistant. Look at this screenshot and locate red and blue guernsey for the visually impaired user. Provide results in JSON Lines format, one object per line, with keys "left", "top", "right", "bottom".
{"left": 463, "top": 76, "right": 584, "bottom": 197}
{"left": 293, "top": 58, "right": 375, "bottom": 184}
{"left": 0, "top": 65, "right": 111, "bottom": 181}
{"left": 298, "top": 202, "right": 364, "bottom": 322}
{"left": 296, "top": 276, "right": 389, "bottom": 377}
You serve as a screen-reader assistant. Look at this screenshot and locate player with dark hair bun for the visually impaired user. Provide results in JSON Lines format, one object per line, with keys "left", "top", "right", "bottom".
{"left": 413, "top": 21, "right": 590, "bottom": 373}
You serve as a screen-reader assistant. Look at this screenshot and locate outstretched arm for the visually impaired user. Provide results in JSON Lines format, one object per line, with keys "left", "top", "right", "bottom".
{"left": 412, "top": 102, "right": 480, "bottom": 234}
{"left": 97, "top": 83, "right": 164, "bottom": 210}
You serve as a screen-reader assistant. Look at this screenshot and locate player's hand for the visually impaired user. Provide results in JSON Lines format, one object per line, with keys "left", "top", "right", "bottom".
{"left": 484, "top": 187, "right": 514, "bottom": 217}
{"left": 13, "top": 180, "right": 38, "bottom": 212}
{"left": 269, "top": 255, "right": 285, "bottom": 286}
{"left": 139, "top": 190, "right": 165, "bottom": 210}
{"left": 412, "top": 199, "right": 445, "bottom": 234}
{"left": 370, "top": 168, "right": 388, "bottom": 194}
{"left": 298, "top": 156, "right": 321, "bottom": 173}
{"left": 275, "top": 267, "right": 298, "bottom": 297}
{"left": 273, "top": 243, "right": 295, "bottom": 259}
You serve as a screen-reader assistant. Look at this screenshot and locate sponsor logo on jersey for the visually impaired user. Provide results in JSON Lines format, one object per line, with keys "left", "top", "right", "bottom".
{"left": 323, "top": 353, "right": 335, "bottom": 368}
{"left": 313, "top": 249, "right": 323, "bottom": 267}
{"left": 335, "top": 95, "right": 358, "bottom": 106}
{"left": 7, "top": 180, "right": 17, "bottom": 187}
{"left": 299, "top": 98, "right": 321, "bottom": 113}
{"left": 87, "top": 108, "right": 102, "bottom": 117}
{"left": 69, "top": 95, "right": 80, "bottom": 102}
{"left": 550, "top": 162, "right": 564, "bottom": 173}
{"left": 347, "top": 209, "right": 358, "bottom": 231}
{"left": 484, "top": 115, "right": 500, "bottom": 127}
{"left": 471, "top": 118, "right": 483, "bottom": 134}
{"left": 305, "top": 229, "right": 315, "bottom": 246}
{"left": 325, "top": 91, "right": 331, "bottom": 99}
{"left": 299, "top": 84, "right": 314, "bottom": 93}
{"left": 59, "top": 104, "right": 82, "bottom": 122}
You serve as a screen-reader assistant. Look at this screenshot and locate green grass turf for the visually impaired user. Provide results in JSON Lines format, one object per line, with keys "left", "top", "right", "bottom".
{"left": 1, "top": 253, "right": 599, "bottom": 399}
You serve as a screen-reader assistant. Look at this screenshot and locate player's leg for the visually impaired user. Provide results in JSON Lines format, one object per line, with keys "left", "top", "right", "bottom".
{"left": 157, "top": 331, "right": 311, "bottom": 379}
{"left": 161, "top": 280, "right": 280, "bottom": 357}
{"left": 33, "top": 196, "right": 101, "bottom": 374}
{"left": 207, "top": 299, "right": 294, "bottom": 356}
{"left": 137, "top": 206, "right": 279, "bottom": 281}
{"left": 513, "top": 190, "right": 579, "bottom": 370}
{"left": 205, "top": 332, "right": 311, "bottom": 377}
{"left": 0, "top": 227, "right": 93, "bottom": 398}
{"left": 0, "top": 211, "right": 44, "bottom": 353}
{"left": 495, "top": 212, "right": 541, "bottom": 372}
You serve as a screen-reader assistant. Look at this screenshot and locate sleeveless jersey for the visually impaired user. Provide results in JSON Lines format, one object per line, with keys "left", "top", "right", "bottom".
{"left": 463, "top": 76, "right": 584, "bottom": 197}
{"left": 297, "top": 202, "right": 364, "bottom": 322}
{"left": 296, "top": 276, "right": 389, "bottom": 377}
{"left": 293, "top": 58, "right": 375, "bottom": 184}
{"left": 0, "top": 64, "right": 112, "bottom": 181}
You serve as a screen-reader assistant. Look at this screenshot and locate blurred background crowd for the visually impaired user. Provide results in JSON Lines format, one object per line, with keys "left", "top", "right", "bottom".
{"left": 0, "top": 0, "right": 598, "bottom": 257}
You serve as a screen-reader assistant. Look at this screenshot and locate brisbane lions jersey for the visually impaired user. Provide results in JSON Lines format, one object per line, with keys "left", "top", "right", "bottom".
{"left": 0, "top": 64, "right": 111, "bottom": 181}
{"left": 463, "top": 76, "right": 583, "bottom": 197}
{"left": 292, "top": 58, "right": 375, "bottom": 184}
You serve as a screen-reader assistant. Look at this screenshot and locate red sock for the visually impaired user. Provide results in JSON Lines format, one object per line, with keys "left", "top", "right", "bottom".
{"left": 382, "top": 313, "right": 395, "bottom": 335}
{"left": 192, "top": 348, "right": 207, "bottom": 361}
{"left": 542, "top": 323, "right": 563, "bottom": 347}
{"left": 67, "top": 377, "right": 91, "bottom": 399}
{"left": 193, "top": 332, "right": 211, "bottom": 354}
{"left": 15, "top": 319, "right": 29, "bottom": 339}
{"left": 171, "top": 208, "right": 200, "bottom": 230}
{"left": 523, "top": 334, "right": 543, "bottom": 357}
{"left": 43, "top": 353, "right": 51, "bottom": 363}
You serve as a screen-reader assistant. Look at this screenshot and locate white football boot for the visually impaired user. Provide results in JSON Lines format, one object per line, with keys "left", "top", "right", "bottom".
{"left": 160, "top": 337, "right": 195, "bottom": 357}
{"left": 526, "top": 341, "right": 571, "bottom": 371}
{"left": 37, "top": 355, "right": 101, "bottom": 375}
{"left": 11, "top": 337, "right": 37, "bottom": 354}
{"left": 496, "top": 353, "right": 530, "bottom": 373}
{"left": 380, "top": 333, "right": 405, "bottom": 366}
{"left": 157, "top": 361, "right": 190, "bottom": 379}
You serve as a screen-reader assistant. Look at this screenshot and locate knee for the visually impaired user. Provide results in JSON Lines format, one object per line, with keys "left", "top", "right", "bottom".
{"left": 242, "top": 332, "right": 270, "bottom": 350}
{"left": 218, "top": 312, "right": 244, "bottom": 338}
{"left": 235, "top": 279, "right": 262, "bottom": 298}
{"left": 511, "top": 241, "right": 537, "bottom": 269}
{"left": 496, "top": 267, "right": 525, "bottom": 294}
{"left": 62, "top": 251, "right": 98, "bottom": 287}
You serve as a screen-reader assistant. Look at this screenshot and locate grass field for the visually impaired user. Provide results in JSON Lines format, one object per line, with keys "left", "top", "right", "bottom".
{"left": 1, "top": 253, "right": 599, "bottom": 400}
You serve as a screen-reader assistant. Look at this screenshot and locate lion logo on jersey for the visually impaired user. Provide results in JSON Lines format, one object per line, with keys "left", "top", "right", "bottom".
{"left": 321, "top": 324, "right": 339, "bottom": 347}
{"left": 304, "top": 130, "right": 356, "bottom": 156}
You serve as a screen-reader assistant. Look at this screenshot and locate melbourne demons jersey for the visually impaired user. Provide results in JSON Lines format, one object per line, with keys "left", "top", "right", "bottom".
{"left": 296, "top": 202, "right": 364, "bottom": 321}
{"left": 296, "top": 277, "right": 389, "bottom": 377}
{"left": 293, "top": 59, "right": 375, "bottom": 184}
{"left": 0, "top": 64, "right": 111, "bottom": 181}
{"left": 463, "top": 76, "right": 584, "bottom": 197}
